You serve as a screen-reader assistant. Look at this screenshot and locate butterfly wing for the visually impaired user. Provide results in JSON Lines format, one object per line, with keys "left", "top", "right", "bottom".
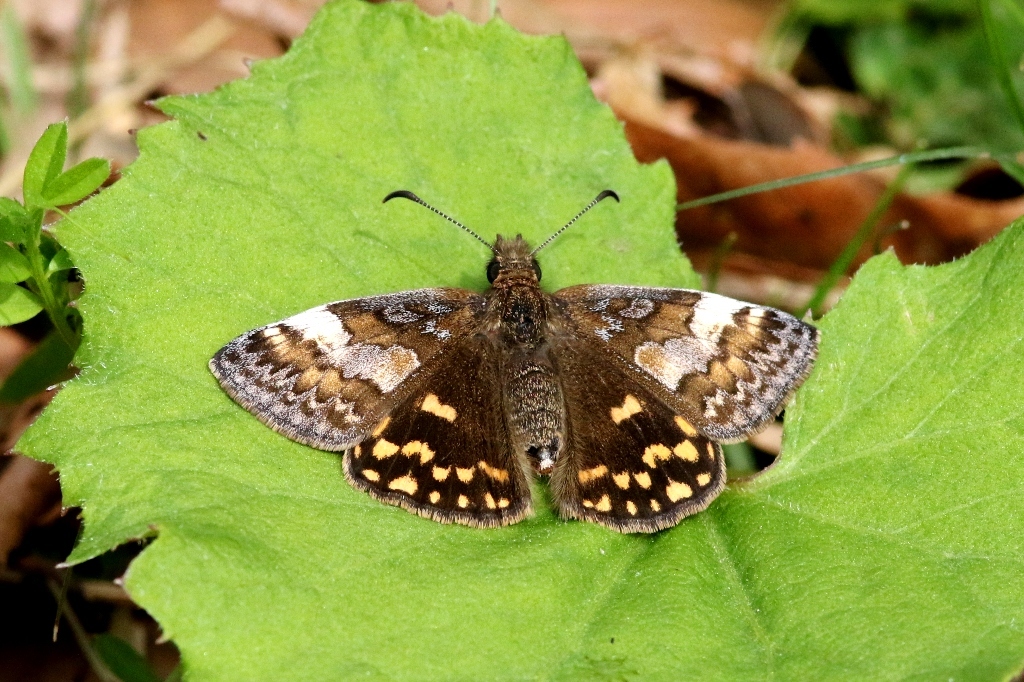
{"left": 549, "top": 335, "right": 726, "bottom": 533}
{"left": 209, "top": 288, "right": 486, "bottom": 450}
{"left": 345, "top": 334, "right": 533, "bottom": 528}
{"left": 553, "top": 285, "right": 819, "bottom": 442}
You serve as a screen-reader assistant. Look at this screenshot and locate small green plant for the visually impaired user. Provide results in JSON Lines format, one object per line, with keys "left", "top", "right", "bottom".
{"left": 0, "top": 121, "right": 108, "bottom": 401}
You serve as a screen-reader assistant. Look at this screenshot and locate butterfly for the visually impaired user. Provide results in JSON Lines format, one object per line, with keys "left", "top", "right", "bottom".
{"left": 209, "top": 190, "right": 819, "bottom": 533}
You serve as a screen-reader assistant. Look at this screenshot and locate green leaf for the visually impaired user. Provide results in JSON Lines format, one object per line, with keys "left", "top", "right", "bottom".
{"left": 93, "top": 634, "right": 162, "bottom": 682}
{"left": 16, "top": 2, "right": 1024, "bottom": 680}
{"left": 23, "top": 122, "right": 68, "bottom": 211}
{"left": 0, "top": 207, "right": 41, "bottom": 246}
{"left": 46, "top": 248, "right": 75, "bottom": 274}
{"left": 0, "top": 282, "right": 42, "bottom": 325}
{"left": 42, "top": 157, "right": 110, "bottom": 207}
{"left": 0, "top": 243, "right": 31, "bottom": 283}
{"left": 0, "top": 198, "right": 29, "bottom": 243}
{"left": 0, "top": 196, "right": 25, "bottom": 218}
{"left": 0, "top": 331, "right": 76, "bottom": 403}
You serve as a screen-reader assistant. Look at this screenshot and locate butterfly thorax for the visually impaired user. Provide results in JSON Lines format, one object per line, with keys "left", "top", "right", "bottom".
{"left": 486, "top": 234, "right": 548, "bottom": 348}
{"left": 483, "top": 234, "right": 566, "bottom": 474}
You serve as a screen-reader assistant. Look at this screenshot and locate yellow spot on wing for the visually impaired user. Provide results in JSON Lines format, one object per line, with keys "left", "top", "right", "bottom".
{"left": 666, "top": 480, "right": 693, "bottom": 502}
{"left": 485, "top": 493, "right": 496, "bottom": 509}
{"left": 372, "top": 417, "right": 391, "bottom": 437}
{"left": 478, "top": 461, "right": 509, "bottom": 482}
{"left": 726, "top": 355, "right": 749, "bottom": 377}
{"left": 610, "top": 395, "right": 642, "bottom": 424}
{"left": 294, "top": 366, "right": 323, "bottom": 394}
{"left": 578, "top": 465, "right": 608, "bottom": 484}
{"left": 626, "top": 501, "right": 637, "bottom": 516}
{"left": 456, "top": 467, "right": 474, "bottom": 483}
{"left": 429, "top": 491, "right": 441, "bottom": 504}
{"left": 421, "top": 393, "right": 457, "bottom": 422}
{"left": 498, "top": 498, "right": 510, "bottom": 509}
{"left": 388, "top": 475, "right": 418, "bottom": 495}
{"left": 642, "top": 443, "right": 672, "bottom": 468}
{"left": 372, "top": 439, "right": 400, "bottom": 459}
{"left": 706, "top": 442, "right": 715, "bottom": 459}
{"left": 674, "top": 441, "right": 699, "bottom": 462}
{"left": 317, "top": 370, "right": 342, "bottom": 399}
{"left": 696, "top": 473, "right": 711, "bottom": 486}
{"left": 634, "top": 471, "right": 652, "bottom": 489}
{"left": 432, "top": 466, "right": 451, "bottom": 481}
{"left": 613, "top": 472, "right": 630, "bottom": 489}
{"left": 583, "top": 499, "right": 594, "bottom": 508}
{"left": 674, "top": 416, "right": 698, "bottom": 437}
{"left": 354, "top": 445, "right": 362, "bottom": 456}
{"left": 263, "top": 327, "right": 281, "bottom": 337}
{"left": 650, "top": 499, "right": 661, "bottom": 512}
{"left": 458, "top": 495, "right": 469, "bottom": 509}
{"left": 595, "top": 495, "right": 612, "bottom": 512}
{"left": 402, "top": 440, "right": 435, "bottom": 464}
{"left": 362, "top": 469, "right": 379, "bottom": 482}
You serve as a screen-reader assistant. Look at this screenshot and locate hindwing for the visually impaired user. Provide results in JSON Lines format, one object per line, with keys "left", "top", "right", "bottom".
{"left": 549, "top": 336, "right": 726, "bottom": 533}
{"left": 209, "top": 288, "right": 485, "bottom": 450}
{"left": 553, "top": 285, "right": 819, "bottom": 442}
{"left": 344, "top": 335, "right": 533, "bottom": 527}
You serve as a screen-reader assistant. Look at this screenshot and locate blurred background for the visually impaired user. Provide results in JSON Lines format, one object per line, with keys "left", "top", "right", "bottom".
{"left": 2, "top": 1, "right": 1022, "bottom": 679}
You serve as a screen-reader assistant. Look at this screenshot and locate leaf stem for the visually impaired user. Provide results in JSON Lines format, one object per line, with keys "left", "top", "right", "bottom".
{"left": 980, "top": 0, "right": 1024, "bottom": 138}
{"left": 801, "top": 163, "right": 914, "bottom": 319}
{"left": 675, "top": 146, "right": 988, "bottom": 212}
{"left": 24, "top": 223, "right": 77, "bottom": 348}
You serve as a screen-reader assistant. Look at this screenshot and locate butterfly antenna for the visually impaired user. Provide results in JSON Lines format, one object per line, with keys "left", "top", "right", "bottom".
{"left": 531, "top": 190, "right": 619, "bottom": 255}
{"left": 383, "top": 190, "right": 497, "bottom": 254}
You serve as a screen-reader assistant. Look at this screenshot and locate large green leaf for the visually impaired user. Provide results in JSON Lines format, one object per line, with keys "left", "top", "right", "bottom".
{"left": 18, "top": 2, "right": 1024, "bottom": 680}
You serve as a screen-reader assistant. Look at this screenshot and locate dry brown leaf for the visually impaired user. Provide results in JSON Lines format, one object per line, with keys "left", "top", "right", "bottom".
{"left": 0, "top": 328, "right": 61, "bottom": 568}
{"left": 625, "top": 121, "right": 1024, "bottom": 274}
{"left": 0, "top": 455, "right": 62, "bottom": 567}
{"left": 128, "top": 0, "right": 284, "bottom": 95}
{"left": 219, "top": 0, "right": 321, "bottom": 38}
{"left": 414, "top": 0, "right": 770, "bottom": 61}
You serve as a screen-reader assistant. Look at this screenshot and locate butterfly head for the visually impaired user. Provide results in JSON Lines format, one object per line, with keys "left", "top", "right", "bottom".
{"left": 487, "top": 235, "right": 541, "bottom": 285}
{"left": 383, "top": 189, "right": 619, "bottom": 287}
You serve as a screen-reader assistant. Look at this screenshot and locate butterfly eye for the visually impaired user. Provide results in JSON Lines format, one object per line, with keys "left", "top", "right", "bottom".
{"left": 532, "top": 260, "right": 542, "bottom": 281}
{"left": 486, "top": 259, "right": 501, "bottom": 283}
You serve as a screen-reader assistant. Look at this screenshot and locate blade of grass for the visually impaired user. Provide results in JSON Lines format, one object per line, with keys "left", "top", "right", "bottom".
{"left": 47, "top": 578, "right": 121, "bottom": 682}
{"left": 68, "top": 0, "right": 98, "bottom": 130}
{"left": 760, "top": 9, "right": 812, "bottom": 75}
{"left": 0, "top": 4, "right": 38, "bottom": 115}
{"left": 705, "top": 231, "right": 737, "bottom": 293}
{"left": 675, "top": 146, "right": 987, "bottom": 212}
{"left": 800, "top": 163, "right": 914, "bottom": 318}
{"left": 0, "top": 108, "right": 10, "bottom": 157}
{"left": 980, "top": 0, "right": 1024, "bottom": 137}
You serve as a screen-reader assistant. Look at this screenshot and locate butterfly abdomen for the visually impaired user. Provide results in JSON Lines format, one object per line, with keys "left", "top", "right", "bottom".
{"left": 501, "top": 350, "right": 565, "bottom": 474}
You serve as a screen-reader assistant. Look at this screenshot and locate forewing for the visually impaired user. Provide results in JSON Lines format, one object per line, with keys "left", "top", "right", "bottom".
{"left": 344, "top": 335, "right": 533, "bottom": 528}
{"left": 550, "top": 337, "right": 726, "bottom": 533}
{"left": 209, "top": 288, "right": 485, "bottom": 450}
{"left": 554, "top": 285, "right": 819, "bottom": 442}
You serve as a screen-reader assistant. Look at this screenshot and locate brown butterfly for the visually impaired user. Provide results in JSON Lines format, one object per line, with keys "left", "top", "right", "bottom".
{"left": 210, "top": 191, "right": 819, "bottom": 533}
